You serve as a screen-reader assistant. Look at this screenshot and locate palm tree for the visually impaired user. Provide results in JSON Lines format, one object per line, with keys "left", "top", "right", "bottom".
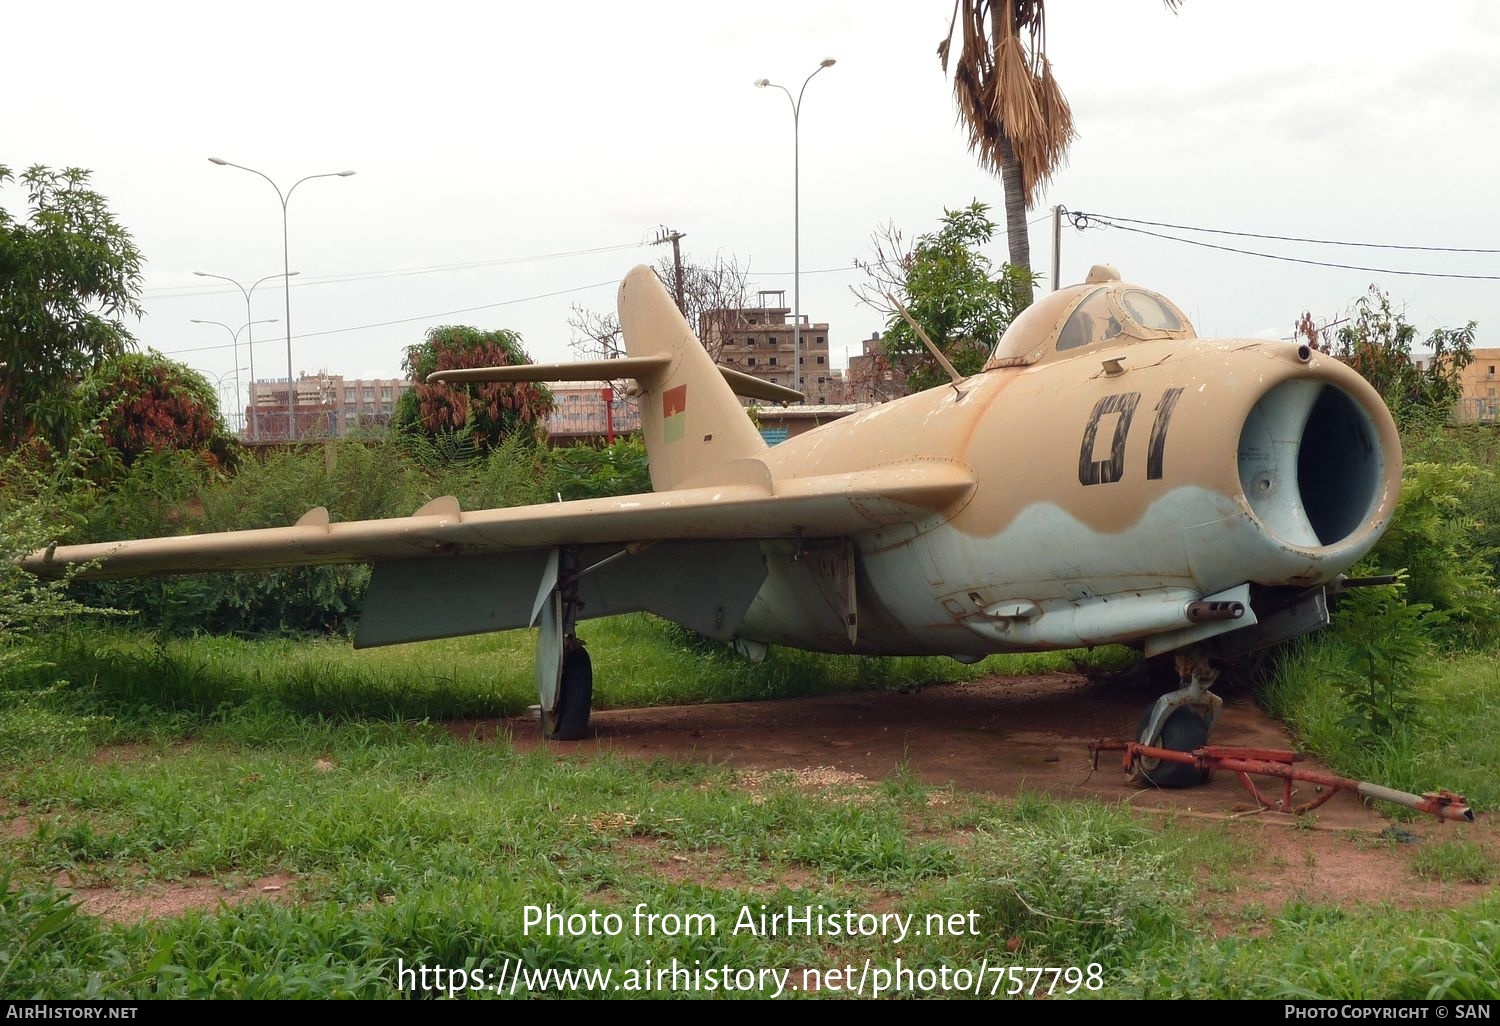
{"left": 938, "top": 2, "right": 1180, "bottom": 307}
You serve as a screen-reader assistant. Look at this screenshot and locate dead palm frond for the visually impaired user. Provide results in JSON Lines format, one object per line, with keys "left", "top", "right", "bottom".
{"left": 939, "top": 2, "right": 1181, "bottom": 207}
{"left": 939, "top": 0, "right": 1074, "bottom": 208}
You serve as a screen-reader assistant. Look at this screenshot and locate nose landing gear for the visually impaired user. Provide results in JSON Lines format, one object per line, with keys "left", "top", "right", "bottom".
{"left": 1128, "top": 652, "right": 1221, "bottom": 788}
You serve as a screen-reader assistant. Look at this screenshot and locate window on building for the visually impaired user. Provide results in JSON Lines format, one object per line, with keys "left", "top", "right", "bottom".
{"left": 362, "top": 387, "right": 375, "bottom": 402}
{"left": 381, "top": 386, "right": 393, "bottom": 401}
{"left": 818, "top": 376, "right": 826, "bottom": 384}
{"left": 769, "top": 357, "right": 778, "bottom": 365}
{"left": 1491, "top": 365, "right": 1497, "bottom": 375}
{"left": 746, "top": 337, "right": 756, "bottom": 347}
{"left": 818, "top": 397, "right": 826, "bottom": 404}
{"left": 799, "top": 356, "right": 804, "bottom": 364}
{"left": 746, "top": 357, "right": 756, "bottom": 366}
{"left": 816, "top": 355, "right": 825, "bottom": 364}
{"left": 817, "top": 336, "right": 825, "bottom": 344}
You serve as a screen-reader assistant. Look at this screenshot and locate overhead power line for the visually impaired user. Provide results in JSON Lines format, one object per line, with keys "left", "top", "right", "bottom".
{"left": 161, "top": 264, "right": 864, "bottom": 359}
{"left": 1068, "top": 212, "right": 1500, "bottom": 282}
{"left": 161, "top": 279, "right": 619, "bottom": 357}
{"left": 1072, "top": 212, "right": 1500, "bottom": 254}
{"left": 143, "top": 241, "right": 649, "bottom": 299}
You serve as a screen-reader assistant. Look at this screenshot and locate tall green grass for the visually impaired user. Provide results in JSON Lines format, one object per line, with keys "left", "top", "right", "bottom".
{"left": 1261, "top": 638, "right": 1500, "bottom": 810}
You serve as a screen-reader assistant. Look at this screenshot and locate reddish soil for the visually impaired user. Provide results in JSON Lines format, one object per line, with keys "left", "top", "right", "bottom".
{"left": 53, "top": 870, "right": 297, "bottom": 924}
{"left": 450, "top": 672, "right": 1497, "bottom": 914}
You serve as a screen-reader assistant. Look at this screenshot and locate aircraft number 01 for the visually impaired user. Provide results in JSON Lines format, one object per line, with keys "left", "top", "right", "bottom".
{"left": 1078, "top": 387, "right": 1185, "bottom": 486}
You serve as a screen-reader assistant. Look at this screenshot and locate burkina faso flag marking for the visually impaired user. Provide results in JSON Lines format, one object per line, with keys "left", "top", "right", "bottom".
{"left": 662, "top": 384, "right": 687, "bottom": 444}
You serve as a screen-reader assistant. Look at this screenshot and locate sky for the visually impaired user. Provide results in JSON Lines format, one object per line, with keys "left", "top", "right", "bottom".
{"left": 7, "top": 0, "right": 1499, "bottom": 424}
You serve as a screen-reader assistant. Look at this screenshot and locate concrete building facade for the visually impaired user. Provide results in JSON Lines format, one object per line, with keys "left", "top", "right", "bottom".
{"left": 246, "top": 373, "right": 414, "bottom": 440}
{"left": 701, "top": 290, "right": 844, "bottom": 405}
{"left": 544, "top": 380, "right": 642, "bottom": 445}
{"left": 845, "top": 330, "right": 910, "bottom": 404}
{"left": 1453, "top": 348, "right": 1500, "bottom": 423}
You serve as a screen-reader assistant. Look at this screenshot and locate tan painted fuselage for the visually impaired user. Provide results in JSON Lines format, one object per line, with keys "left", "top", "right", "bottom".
{"left": 737, "top": 334, "right": 1399, "bottom": 655}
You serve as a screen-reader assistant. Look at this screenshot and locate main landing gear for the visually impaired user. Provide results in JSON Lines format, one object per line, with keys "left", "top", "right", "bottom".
{"left": 1128, "top": 651, "right": 1221, "bottom": 788}
{"left": 536, "top": 547, "right": 594, "bottom": 741}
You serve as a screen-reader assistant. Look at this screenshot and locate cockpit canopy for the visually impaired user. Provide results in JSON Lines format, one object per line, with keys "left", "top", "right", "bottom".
{"left": 984, "top": 265, "right": 1196, "bottom": 370}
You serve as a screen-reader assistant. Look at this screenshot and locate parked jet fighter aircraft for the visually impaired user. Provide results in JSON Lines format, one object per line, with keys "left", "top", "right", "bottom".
{"left": 25, "top": 265, "right": 1401, "bottom": 785}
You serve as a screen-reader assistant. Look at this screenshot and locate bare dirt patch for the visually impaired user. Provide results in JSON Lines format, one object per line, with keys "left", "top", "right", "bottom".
{"left": 614, "top": 836, "right": 822, "bottom": 892}
{"left": 469, "top": 672, "right": 1495, "bottom": 913}
{"left": 90, "top": 741, "right": 197, "bottom": 767}
{"left": 57, "top": 870, "right": 297, "bottom": 924}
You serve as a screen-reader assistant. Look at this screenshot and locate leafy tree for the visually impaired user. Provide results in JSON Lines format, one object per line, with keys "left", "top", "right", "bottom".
{"left": 78, "top": 351, "right": 235, "bottom": 472}
{"left": 1331, "top": 285, "right": 1476, "bottom": 429}
{"left": 859, "top": 201, "right": 1035, "bottom": 393}
{"left": 0, "top": 165, "right": 144, "bottom": 447}
{"left": 394, "top": 326, "right": 554, "bottom": 453}
{"left": 937, "top": 2, "right": 1181, "bottom": 304}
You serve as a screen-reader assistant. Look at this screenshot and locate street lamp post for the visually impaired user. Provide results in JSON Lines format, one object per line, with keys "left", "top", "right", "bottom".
{"left": 207, "top": 367, "right": 250, "bottom": 428}
{"left": 192, "top": 270, "right": 300, "bottom": 440}
{"left": 755, "top": 57, "right": 835, "bottom": 402}
{"left": 190, "top": 318, "right": 278, "bottom": 433}
{"left": 208, "top": 158, "right": 355, "bottom": 440}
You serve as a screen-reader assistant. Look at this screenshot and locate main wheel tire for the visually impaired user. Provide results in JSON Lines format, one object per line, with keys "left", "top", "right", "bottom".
{"left": 1132, "top": 706, "right": 1211, "bottom": 789}
{"left": 541, "top": 646, "right": 593, "bottom": 741}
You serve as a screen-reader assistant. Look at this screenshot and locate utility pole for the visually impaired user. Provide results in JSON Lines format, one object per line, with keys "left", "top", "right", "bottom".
{"left": 652, "top": 226, "right": 687, "bottom": 315}
{"left": 1051, "top": 205, "right": 1063, "bottom": 291}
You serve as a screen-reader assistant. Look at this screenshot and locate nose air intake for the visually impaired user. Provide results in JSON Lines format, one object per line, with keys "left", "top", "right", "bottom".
{"left": 1237, "top": 381, "right": 1386, "bottom": 549}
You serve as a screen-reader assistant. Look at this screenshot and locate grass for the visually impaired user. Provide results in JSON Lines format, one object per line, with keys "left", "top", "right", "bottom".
{"left": 0, "top": 616, "right": 1131, "bottom": 748}
{"left": 1412, "top": 840, "right": 1496, "bottom": 885}
{"left": 0, "top": 616, "right": 1496, "bottom": 999}
{"left": 1260, "top": 638, "right": 1500, "bottom": 811}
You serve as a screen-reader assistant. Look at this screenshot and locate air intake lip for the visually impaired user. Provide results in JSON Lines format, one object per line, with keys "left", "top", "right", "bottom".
{"left": 1237, "top": 381, "right": 1385, "bottom": 550}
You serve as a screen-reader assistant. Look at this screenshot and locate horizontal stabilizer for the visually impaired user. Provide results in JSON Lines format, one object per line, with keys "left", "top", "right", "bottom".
{"left": 429, "top": 357, "right": 804, "bottom": 405}
{"left": 716, "top": 366, "right": 803, "bottom": 404}
{"left": 429, "top": 357, "right": 669, "bottom": 386}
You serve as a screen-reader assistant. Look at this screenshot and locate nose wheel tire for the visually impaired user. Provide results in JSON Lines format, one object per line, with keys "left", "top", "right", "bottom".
{"left": 1129, "top": 706, "right": 1211, "bottom": 789}
{"left": 541, "top": 646, "right": 593, "bottom": 741}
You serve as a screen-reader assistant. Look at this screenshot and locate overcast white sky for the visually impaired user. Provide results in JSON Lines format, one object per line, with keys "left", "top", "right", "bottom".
{"left": 7, "top": 0, "right": 1498, "bottom": 419}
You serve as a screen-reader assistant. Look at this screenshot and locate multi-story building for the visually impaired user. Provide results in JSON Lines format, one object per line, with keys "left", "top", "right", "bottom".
{"left": 845, "top": 330, "right": 910, "bottom": 404}
{"left": 544, "top": 380, "right": 642, "bottom": 445}
{"left": 701, "top": 291, "right": 841, "bottom": 405}
{"left": 1453, "top": 348, "right": 1500, "bottom": 423}
{"left": 245, "top": 372, "right": 414, "bottom": 441}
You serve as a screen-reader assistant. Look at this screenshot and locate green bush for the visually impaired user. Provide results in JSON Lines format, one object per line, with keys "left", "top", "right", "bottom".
{"left": 0, "top": 444, "right": 116, "bottom": 672}
{"left": 65, "top": 433, "right": 562, "bottom": 637}
{"left": 548, "top": 436, "right": 651, "bottom": 500}
{"left": 1363, "top": 460, "right": 1499, "bottom": 636}
{"left": 1326, "top": 576, "right": 1440, "bottom": 742}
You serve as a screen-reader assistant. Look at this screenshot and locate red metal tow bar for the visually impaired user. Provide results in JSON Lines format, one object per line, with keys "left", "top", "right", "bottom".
{"left": 1090, "top": 740, "right": 1475, "bottom": 823}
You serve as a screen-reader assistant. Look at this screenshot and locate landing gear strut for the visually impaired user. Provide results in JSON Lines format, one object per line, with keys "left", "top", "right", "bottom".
{"left": 536, "top": 547, "right": 594, "bottom": 741}
{"left": 1129, "top": 651, "right": 1220, "bottom": 788}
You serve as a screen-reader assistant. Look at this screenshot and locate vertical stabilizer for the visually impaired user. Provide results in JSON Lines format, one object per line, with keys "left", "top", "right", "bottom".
{"left": 617, "top": 265, "right": 769, "bottom": 491}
